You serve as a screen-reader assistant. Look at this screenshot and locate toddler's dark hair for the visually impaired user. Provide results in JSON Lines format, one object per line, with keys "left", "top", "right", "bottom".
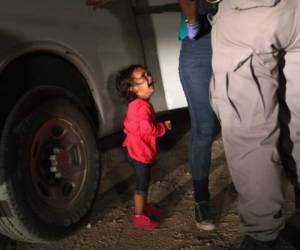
{"left": 115, "top": 64, "right": 146, "bottom": 103}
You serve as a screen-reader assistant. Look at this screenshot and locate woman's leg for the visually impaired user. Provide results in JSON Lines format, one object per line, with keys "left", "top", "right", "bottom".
{"left": 179, "top": 33, "right": 219, "bottom": 203}
{"left": 179, "top": 33, "right": 219, "bottom": 231}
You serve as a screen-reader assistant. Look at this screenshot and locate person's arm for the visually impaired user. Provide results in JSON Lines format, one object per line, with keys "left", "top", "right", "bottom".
{"left": 86, "top": 0, "right": 113, "bottom": 9}
{"left": 137, "top": 105, "right": 167, "bottom": 137}
{"left": 179, "top": 0, "right": 198, "bottom": 24}
{"left": 179, "top": 0, "right": 200, "bottom": 40}
{"left": 187, "top": 22, "right": 200, "bottom": 40}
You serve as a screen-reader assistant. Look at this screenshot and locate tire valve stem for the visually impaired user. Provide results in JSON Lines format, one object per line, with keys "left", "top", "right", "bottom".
{"left": 49, "top": 155, "right": 57, "bottom": 161}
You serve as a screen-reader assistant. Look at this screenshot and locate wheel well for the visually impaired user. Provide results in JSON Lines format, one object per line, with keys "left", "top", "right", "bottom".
{"left": 0, "top": 51, "right": 99, "bottom": 131}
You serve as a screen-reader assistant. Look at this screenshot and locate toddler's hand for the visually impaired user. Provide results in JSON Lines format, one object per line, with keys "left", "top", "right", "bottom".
{"left": 164, "top": 120, "right": 172, "bottom": 130}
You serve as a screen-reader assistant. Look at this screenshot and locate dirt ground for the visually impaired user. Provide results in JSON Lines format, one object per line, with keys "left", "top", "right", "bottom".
{"left": 2, "top": 111, "right": 299, "bottom": 250}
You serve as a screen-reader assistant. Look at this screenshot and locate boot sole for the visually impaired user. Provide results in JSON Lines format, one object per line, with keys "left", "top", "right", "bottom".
{"left": 196, "top": 222, "right": 216, "bottom": 231}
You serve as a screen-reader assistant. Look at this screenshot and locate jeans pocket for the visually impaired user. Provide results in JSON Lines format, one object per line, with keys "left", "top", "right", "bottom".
{"left": 229, "top": 0, "right": 280, "bottom": 10}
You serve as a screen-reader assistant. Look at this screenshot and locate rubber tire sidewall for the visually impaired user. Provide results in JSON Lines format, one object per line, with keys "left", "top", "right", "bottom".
{"left": 0, "top": 88, "right": 100, "bottom": 242}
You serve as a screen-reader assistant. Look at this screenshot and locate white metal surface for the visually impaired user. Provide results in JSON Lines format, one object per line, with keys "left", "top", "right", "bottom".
{"left": 0, "top": 0, "right": 186, "bottom": 135}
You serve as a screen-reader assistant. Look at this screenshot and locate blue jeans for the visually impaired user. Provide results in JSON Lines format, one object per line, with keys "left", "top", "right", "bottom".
{"left": 125, "top": 149, "right": 151, "bottom": 196}
{"left": 179, "top": 33, "right": 219, "bottom": 202}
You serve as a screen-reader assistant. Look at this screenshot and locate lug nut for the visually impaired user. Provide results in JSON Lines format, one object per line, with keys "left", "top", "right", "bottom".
{"left": 55, "top": 172, "right": 62, "bottom": 179}
{"left": 50, "top": 166, "right": 58, "bottom": 172}
{"left": 49, "top": 155, "right": 57, "bottom": 161}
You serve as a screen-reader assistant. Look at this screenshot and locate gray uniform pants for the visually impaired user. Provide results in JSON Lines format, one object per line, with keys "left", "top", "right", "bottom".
{"left": 210, "top": 0, "right": 300, "bottom": 241}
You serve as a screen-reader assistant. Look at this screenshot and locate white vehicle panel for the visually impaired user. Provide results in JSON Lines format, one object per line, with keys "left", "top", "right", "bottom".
{"left": 0, "top": 0, "right": 187, "bottom": 135}
{"left": 151, "top": 12, "right": 187, "bottom": 109}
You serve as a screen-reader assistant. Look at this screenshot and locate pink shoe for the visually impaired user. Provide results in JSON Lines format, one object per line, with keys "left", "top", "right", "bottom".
{"left": 132, "top": 215, "right": 160, "bottom": 230}
{"left": 144, "top": 203, "right": 164, "bottom": 217}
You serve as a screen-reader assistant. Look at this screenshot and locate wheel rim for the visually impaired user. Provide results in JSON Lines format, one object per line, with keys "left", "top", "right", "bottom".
{"left": 29, "top": 118, "right": 87, "bottom": 211}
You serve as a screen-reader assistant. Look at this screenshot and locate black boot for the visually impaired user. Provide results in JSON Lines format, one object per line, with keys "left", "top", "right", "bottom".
{"left": 240, "top": 235, "right": 281, "bottom": 250}
{"left": 194, "top": 201, "right": 215, "bottom": 231}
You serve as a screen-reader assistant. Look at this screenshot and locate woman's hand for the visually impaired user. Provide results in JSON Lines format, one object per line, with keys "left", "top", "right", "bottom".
{"left": 179, "top": 0, "right": 198, "bottom": 24}
{"left": 86, "top": 0, "right": 112, "bottom": 9}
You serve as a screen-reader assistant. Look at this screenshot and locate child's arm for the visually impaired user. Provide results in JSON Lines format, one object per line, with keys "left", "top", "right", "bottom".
{"left": 137, "top": 105, "right": 168, "bottom": 137}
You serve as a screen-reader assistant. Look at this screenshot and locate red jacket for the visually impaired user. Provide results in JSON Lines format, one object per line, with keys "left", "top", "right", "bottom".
{"left": 122, "top": 99, "right": 167, "bottom": 164}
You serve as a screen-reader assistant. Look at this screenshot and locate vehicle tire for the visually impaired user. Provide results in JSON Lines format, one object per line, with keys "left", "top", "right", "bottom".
{"left": 0, "top": 86, "right": 101, "bottom": 242}
{"left": 0, "top": 235, "right": 17, "bottom": 250}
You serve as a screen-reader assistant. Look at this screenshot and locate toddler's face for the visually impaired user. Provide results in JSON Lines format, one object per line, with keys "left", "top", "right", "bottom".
{"left": 130, "top": 67, "right": 154, "bottom": 100}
